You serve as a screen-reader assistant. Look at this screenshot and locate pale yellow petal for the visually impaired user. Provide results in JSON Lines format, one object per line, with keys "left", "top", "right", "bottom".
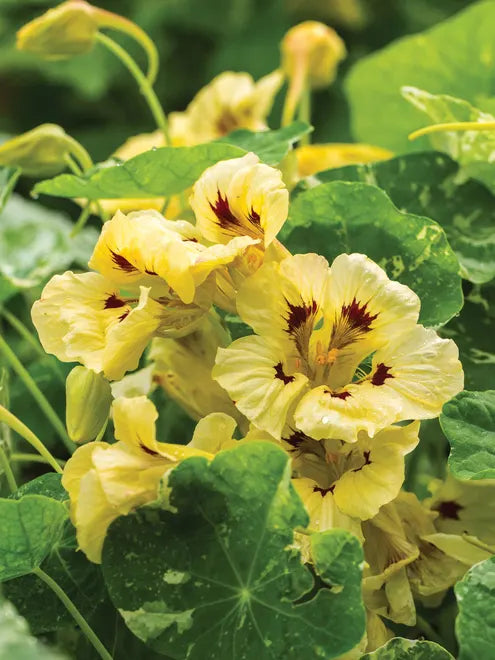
{"left": 189, "top": 413, "right": 238, "bottom": 453}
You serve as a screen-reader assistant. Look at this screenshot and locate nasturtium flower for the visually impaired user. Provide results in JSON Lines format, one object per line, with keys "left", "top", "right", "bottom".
{"left": 190, "top": 152, "right": 289, "bottom": 249}
{"left": 295, "top": 143, "right": 393, "bottom": 178}
{"left": 31, "top": 269, "right": 211, "bottom": 381}
{"left": 168, "top": 70, "right": 284, "bottom": 145}
{"left": 62, "top": 396, "right": 213, "bottom": 563}
{"left": 214, "top": 252, "right": 463, "bottom": 441}
{"left": 89, "top": 209, "right": 256, "bottom": 304}
{"left": 150, "top": 313, "right": 245, "bottom": 426}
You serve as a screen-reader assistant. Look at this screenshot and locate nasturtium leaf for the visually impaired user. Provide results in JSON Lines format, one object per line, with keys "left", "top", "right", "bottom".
{"left": 0, "top": 194, "right": 98, "bottom": 303}
{"left": 455, "top": 556, "right": 495, "bottom": 659}
{"left": 5, "top": 474, "right": 104, "bottom": 634}
{"left": 440, "top": 390, "right": 495, "bottom": 481}
{"left": 0, "top": 594, "right": 66, "bottom": 660}
{"left": 317, "top": 152, "right": 495, "bottom": 284}
{"left": 0, "top": 495, "right": 67, "bottom": 582}
{"left": 218, "top": 121, "right": 312, "bottom": 165}
{"left": 362, "top": 637, "right": 454, "bottom": 659}
{"left": 33, "top": 143, "right": 245, "bottom": 200}
{"left": 345, "top": 1, "right": 495, "bottom": 153}
{"left": 0, "top": 165, "right": 20, "bottom": 212}
{"left": 102, "top": 442, "right": 365, "bottom": 660}
{"left": 402, "top": 87, "right": 495, "bottom": 194}
{"left": 282, "top": 181, "right": 463, "bottom": 327}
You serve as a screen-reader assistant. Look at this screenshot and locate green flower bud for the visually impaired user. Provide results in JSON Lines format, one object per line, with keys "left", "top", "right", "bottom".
{"left": 16, "top": 1, "right": 99, "bottom": 60}
{"left": 66, "top": 367, "right": 112, "bottom": 444}
{"left": 0, "top": 124, "right": 76, "bottom": 177}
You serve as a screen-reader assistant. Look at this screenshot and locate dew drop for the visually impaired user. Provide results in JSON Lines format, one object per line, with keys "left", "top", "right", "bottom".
{"left": 322, "top": 416, "right": 330, "bottom": 424}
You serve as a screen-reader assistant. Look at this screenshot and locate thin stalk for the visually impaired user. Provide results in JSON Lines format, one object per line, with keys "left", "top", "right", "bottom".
{"left": 282, "top": 58, "right": 308, "bottom": 126}
{"left": 409, "top": 120, "right": 495, "bottom": 141}
{"left": 0, "top": 405, "right": 63, "bottom": 474}
{"left": 0, "top": 307, "right": 53, "bottom": 365}
{"left": 96, "top": 32, "right": 170, "bottom": 144}
{"left": 10, "top": 452, "right": 65, "bottom": 468}
{"left": 64, "top": 136, "right": 94, "bottom": 173}
{"left": 33, "top": 568, "right": 112, "bottom": 660}
{"left": 0, "top": 335, "right": 74, "bottom": 453}
{"left": 298, "top": 85, "right": 311, "bottom": 145}
{"left": 71, "top": 201, "right": 92, "bottom": 237}
{"left": 0, "top": 444, "right": 17, "bottom": 492}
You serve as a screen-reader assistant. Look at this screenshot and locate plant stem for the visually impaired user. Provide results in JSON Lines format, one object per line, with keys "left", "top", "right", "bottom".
{"left": 63, "top": 155, "right": 108, "bottom": 223}
{"left": 33, "top": 567, "right": 112, "bottom": 660}
{"left": 416, "top": 614, "right": 445, "bottom": 647}
{"left": 0, "top": 308, "right": 52, "bottom": 364}
{"left": 96, "top": 31, "right": 170, "bottom": 144}
{"left": 0, "top": 444, "right": 17, "bottom": 492}
{"left": 0, "top": 405, "right": 63, "bottom": 474}
{"left": 298, "top": 85, "right": 311, "bottom": 145}
{"left": 409, "top": 120, "right": 495, "bottom": 141}
{"left": 64, "top": 136, "right": 94, "bottom": 172}
{"left": 0, "top": 335, "right": 74, "bottom": 453}
{"left": 282, "top": 58, "right": 308, "bottom": 127}
{"left": 71, "top": 201, "right": 93, "bottom": 237}
{"left": 94, "top": 417, "right": 109, "bottom": 443}
{"left": 10, "top": 452, "right": 66, "bottom": 467}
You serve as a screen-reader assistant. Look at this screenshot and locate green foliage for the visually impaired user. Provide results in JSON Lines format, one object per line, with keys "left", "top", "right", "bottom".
{"left": 0, "top": 166, "right": 21, "bottom": 212}
{"left": 455, "top": 556, "right": 495, "bottom": 659}
{"left": 0, "top": 593, "right": 66, "bottom": 660}
{"left": 0, "top": 194, "right": 97, "bottom": 303}
{"left": 102, "top": 442, "right": 365, "bottom": 660}
{"left": 362, "top": 637, "right": 454, "bottom": 659}
{"left": 0, "top": 494, "right": 67, "bottom": 581}
{"left": 317, "top": 152, "right": 495, "bottom": 284}
{"left": 282, "top": 181, "right": 463, "bottom": 327}
{"left": 440, "top": 390, "right": 495, "bottom": 480}
{"left": 345, "top": 0, "right": 495, "bottom": 152}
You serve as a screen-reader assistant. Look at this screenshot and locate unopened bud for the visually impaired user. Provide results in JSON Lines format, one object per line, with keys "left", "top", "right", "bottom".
{"left": 281, "top": 21, "right": 346, "bottom": 89}
{"left": 66, "top": 367, "right": 112, "bottom": 444}
{"left": 17, "top": 1, "right": 99, "bottom": 60}
{"left": 0, "top": 124, "right": 76, "bottom": 177}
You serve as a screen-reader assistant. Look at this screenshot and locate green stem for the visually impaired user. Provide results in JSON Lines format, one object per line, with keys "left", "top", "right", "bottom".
{"left": 0, "top": 405, "right": 63, "bottom": 474}
{"left": 0, "top": 308, "right": 53, "bottom": 364}
{"left": 416, "top": 614, "right": 445, "bottom": 647}
{"left": 95, "top": 31, "right": 170, "bottom": 144}
{"left": 0, "top": 444, "right": 17, "bottom": 492}
{"left": 298, "top": 85, "right": 311, "bottom": 145}
{"left": 33, "top": 567, "right": 112, "bottom": 660}
{"left": 10, "top": 452, "right": 65, "bottom": 467}
{"left": 71, "top": 201, "right": 93, "bottom": 237}
{"left": 64, "top": 136, "right": 94, "bottom": 173}
{"left": 409, "top": 120, "right": 495, "bottom": 141}
{"left": 0, "top": 335, "right": 74, "bottom": 453}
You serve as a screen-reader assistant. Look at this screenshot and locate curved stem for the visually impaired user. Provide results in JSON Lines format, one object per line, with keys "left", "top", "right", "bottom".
{"left": 0, "top": 308, "right": 56, "bottom": 367}
{"left": 0, "top": 335, "right": 73, "bottom": 452}
{"left": 71, "top": 201, "right": 92, "bottom": 237}
{"left": 95, "top": 32, "right": 170, "bottom": 144}
{"left": 282, "top": 58, "right": 308, "bottom": 127}
{"left": 0, "top": 444, "right": 17, "bottom": 492}
{"left": 63, "top": 136, "right": 94, "bottom": 172}
{"left": 10, "top": 452, "right": 66, "bottom": 467}
{"left": 0, "top": 405, "right": 63, "bottom": 474}
{"left": 409, "top": 120, "right": 495, "bottom": 141}
{"left": 33, "top": 567, "right": 112, "bottom": 660}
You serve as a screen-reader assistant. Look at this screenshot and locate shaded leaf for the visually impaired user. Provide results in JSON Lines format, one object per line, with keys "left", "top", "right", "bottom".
{"left": 33, "top": 143, "right": 246, "bottom": 200}
{"left": 317, "top": 151, "right": 495, "bottom": 284}
{"left": 282, "top": 181, "right": 463, "bottom": 327}
{"left": 455, "top": 556, "right": 495, "bottom": 659}
{"left": 362, "top": 637, "right": 454, "bottom": 659}
{"left": 440, "top": 390, "right": 495, "bottom": 480}
{"left": 102, "top": 442, "right": 365, "bottom": 660}
{"left": 0, "top": 495, "right": 67, "bottom": 581}
{"left": 345, "top": 1, "right": 495, "bottom": 153}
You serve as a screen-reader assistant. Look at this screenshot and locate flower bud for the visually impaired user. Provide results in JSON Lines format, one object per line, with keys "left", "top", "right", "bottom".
{"left": 16, "top": 1, "right": 99, "bottom": 60}
{"left": 66, "top": 366, "right": 112, "bottom": 444}
{"left": 281, "top": 21, "right": 346, "bottom": 89}
{"left": 0, "top": 124, "right": 74, "bottom": 177}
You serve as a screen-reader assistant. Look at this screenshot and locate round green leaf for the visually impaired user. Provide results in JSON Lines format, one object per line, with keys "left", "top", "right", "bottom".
{"left": 362, "top": 637, "right": 454, "bottom": 659}
{"left": 455, "top": 556, "right": 495, "bottom": 659}
{"left": 440, "top": 390, "right": 495, "bottom": 480}
{"left": 345, "top": 1, "right": 495, "bottom": 153}
{"left": 0, "top": 495, "right": 68, "bottom": 582}
{"left": 283, "top": 181, "right": 463, "bottom": 327}
{"left": 102, "top": 441, "right": 365, "bottom": 660}
{"left": 317, "top": 152, "right": 495, "bottom": 284}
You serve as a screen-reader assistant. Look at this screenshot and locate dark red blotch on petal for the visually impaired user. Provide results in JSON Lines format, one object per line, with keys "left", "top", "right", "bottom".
{"left": 110, "top": 249, "right": 138, "bottom": 273}
{"left": 274, "top": 362, "right": 295, "bottom": 385}
{"left": 341, "top": 298, "right": 378, "bottom": 332}
{"left": 371, "top": 363, "right": 393, "bottom": 386}
{"left": 434, "top": 500, "right": 463, "bottom": 520}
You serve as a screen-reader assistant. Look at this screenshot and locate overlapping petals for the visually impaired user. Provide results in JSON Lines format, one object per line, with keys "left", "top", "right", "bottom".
{"left": 214, "top": 252, "right": 463, "bottom": 441}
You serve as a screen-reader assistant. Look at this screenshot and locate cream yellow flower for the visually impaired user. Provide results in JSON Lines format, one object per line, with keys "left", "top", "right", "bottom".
{"left": 169, "top": 70, "right": 284, "bottom": 145}
{"left": 31, "top": 269, "right": 211, "bottom": 381}
{"left": 190, "top": 152, "right": 289, "bottom": 248}
{"left": 62, "top": 396, "right": 212, "bottom": 563}
{"left": 150, "top": 313, "right": 245, "bottom": 425}
{"left": 295, "top": 143, "right": 393, "bottom": 178}
{"left": 214, "top": 252, "right": 463, "bottom": 441}
{"left": 89, "top": 209, "right": 256, "bottom": 304}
